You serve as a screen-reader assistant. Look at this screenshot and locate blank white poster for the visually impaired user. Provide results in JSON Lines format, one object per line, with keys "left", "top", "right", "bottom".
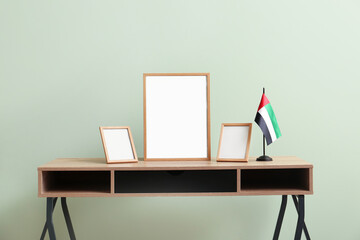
{"left": 219, "top": 126, "right": 249, "bottom": 159}
{"left": 103, "top": 129, "right": 134, "bottom": 161}
{"left": 145, "top": 75, "right": 208, "bottom": 159}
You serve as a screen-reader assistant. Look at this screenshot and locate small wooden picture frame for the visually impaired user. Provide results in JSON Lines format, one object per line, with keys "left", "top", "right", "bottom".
{"left": 216, "top": 123, "right": 252, "bottom": 162}
{"left": 99, "top": 126, "right": 138, "bottom": 163}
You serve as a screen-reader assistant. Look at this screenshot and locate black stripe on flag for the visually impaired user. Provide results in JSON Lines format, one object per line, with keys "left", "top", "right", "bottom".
{"left": 255, "top": 112, "right": 273, "bottom": 145}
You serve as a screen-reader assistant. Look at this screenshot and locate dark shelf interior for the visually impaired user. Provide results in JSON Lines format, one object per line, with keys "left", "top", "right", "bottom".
{"left": 115, "top": 170, "right": 237, "bottom": 193}
{"left": 42, "top": 171, "right": 111, "bottom": 193}
{"left": 241, "top": 168, "right": 310, "bottom": 191}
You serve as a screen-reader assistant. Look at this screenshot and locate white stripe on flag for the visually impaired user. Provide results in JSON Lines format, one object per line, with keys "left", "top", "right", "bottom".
{"left": 258, "top": 107, "right": 277, "bottom": 142}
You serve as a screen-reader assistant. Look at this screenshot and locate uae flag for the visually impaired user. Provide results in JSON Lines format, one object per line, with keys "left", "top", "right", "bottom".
{"left": 255, "top": 94, "right": 281, "bottom": 145}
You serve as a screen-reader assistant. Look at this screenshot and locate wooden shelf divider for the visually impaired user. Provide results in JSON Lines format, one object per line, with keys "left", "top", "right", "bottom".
{"left": 110, "top": 170, "right": 115, "bottom": 194}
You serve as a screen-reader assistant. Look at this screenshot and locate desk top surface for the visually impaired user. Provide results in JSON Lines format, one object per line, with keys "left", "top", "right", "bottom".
{"left": 38, "top": 156, "right": 313, "bottom": 171}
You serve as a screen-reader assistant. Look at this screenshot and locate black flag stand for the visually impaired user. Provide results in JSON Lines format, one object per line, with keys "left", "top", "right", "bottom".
{"left": 256, "top": 88, "right": 273, "bottom": 162}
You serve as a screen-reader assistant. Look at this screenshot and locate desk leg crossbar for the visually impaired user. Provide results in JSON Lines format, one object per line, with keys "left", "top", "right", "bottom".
{"left": 40, "top": 197, "right": 76, "bottom": 240}
{"left": 273, "top": 195, "right": 311, "bottom": 240}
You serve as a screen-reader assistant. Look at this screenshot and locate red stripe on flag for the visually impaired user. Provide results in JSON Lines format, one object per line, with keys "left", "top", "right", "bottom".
{"left": 257, "top": 94, "right": 270, "bottom": 111}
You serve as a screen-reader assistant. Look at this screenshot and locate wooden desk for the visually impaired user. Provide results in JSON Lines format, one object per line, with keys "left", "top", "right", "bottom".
{"left": 38, "top": 156, "right": 313, "bottom": 240}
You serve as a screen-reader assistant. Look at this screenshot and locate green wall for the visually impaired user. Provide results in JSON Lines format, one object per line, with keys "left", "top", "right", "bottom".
{"left": 1, "top": 0, "right": 359, "bottom": 239}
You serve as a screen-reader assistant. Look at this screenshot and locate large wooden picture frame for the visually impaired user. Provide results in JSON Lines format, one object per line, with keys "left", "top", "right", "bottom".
{"left": 99, "top": 126, "right": 138, "bottom": 163}
{"left": 216, "top": 123, "right": 252, "bottom": 162}
{"left": 143, "top": 73, "right": 211, "bottom": 161}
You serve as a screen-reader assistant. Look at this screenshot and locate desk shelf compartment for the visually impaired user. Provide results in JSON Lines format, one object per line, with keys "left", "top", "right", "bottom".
{"left": 40, "top": 171, "right": 111, "bottom": 195}
{"left": 115, "top": 170, "right": 237, "bottom": 194}
{"left": 240, "top": 168, "right": 311, "bottom": 194}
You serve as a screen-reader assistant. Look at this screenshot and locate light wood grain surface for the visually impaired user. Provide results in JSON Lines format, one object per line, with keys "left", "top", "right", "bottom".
{"left": 38, "top": 156, "right": 312, "bottom": 170}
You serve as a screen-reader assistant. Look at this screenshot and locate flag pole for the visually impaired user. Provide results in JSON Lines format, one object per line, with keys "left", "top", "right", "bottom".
{"left": 262, "top": 88, "right": 266, "bottom": 156}
{"left": 257, "top": 87, "right": 273, "bottom": 161}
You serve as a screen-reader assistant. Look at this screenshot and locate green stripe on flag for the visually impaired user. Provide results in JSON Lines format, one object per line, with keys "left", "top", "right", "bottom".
{"left": 265, "top": 104, "right": 282, "bottom": 138}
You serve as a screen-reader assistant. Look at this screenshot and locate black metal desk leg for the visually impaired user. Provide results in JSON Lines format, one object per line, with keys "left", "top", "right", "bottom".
{"left": 294, "top": 195, "right": 304, "bottom": 240}
{"left": 292, "top": 196, "right": 311, "bottom": 240}
{"left": 45, "top": 197, "right": 57, "bottom": 240}
{"left": 40, "top": 197, "right": 58, "bottom": 240}
{"left": 273, "top": 195, "right": 288, "bottom": 240}
{"left": 61, "top": 197, "right": 76, "bottom": 240}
